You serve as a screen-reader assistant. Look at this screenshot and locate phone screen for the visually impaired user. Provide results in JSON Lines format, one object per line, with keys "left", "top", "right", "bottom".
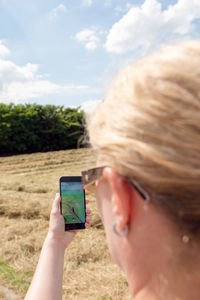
{"left": 60, "top": 177, "right": 85, "bottom": 230}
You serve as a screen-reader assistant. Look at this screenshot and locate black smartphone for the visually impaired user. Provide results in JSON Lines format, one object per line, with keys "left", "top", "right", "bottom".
{"left": 59, "top": 176, "right": 86, "bottom": 230}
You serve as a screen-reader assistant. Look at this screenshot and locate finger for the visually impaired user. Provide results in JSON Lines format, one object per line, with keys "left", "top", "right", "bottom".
{"left": 86, "top": 208, "right": 91, "bottom": 215}
{"left": 85, "top": 222, "right": 90, "bottom": 228}
{"left": 51, "top": 193, "right": 61, "bottom": 214}
{"left": 85, "top": 198, "right": 90, "bottom": 204}
{"left": 86, "top": 216, "right": 91, "bottom": 224}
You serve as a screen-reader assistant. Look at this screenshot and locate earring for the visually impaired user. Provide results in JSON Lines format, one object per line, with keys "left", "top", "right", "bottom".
{"left": 182, "top": 235, "right": 190, "bottom": 243}
{"left": 113, "top": 222, "right": 129, "bottom": 237}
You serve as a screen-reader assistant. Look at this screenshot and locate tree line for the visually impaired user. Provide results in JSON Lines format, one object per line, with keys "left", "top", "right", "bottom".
{"left": 0, "top": 103, "right": 87, "bottom": 155}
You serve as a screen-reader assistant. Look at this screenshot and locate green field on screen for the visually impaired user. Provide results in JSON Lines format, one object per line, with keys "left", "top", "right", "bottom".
{"left": 62, "top": 190, "right": 85, "bottom": 223}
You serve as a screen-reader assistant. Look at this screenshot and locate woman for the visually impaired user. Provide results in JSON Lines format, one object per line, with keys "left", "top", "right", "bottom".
{"left": 25, "top": 41, "right": 200, "bottom": 300}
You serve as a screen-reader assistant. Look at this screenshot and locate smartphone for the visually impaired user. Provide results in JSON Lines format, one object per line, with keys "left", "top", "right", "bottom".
{"left": 59, "top": 176, "right": 86, "bottom": 230}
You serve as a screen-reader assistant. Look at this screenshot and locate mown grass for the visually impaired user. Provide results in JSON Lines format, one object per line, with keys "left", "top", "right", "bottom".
{"left": 0, "top": 260, "right": 32, "bottom": 294}
{"left": 0, "top": 290, "right": 6, "bottom": 300}
{"left": 0, "top": 149, "right": 131, "bottom": 299}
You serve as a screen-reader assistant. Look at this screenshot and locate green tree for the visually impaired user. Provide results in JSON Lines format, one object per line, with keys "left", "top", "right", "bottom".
{"left": 0, "top": 103, "right": 86, "bottom": 155}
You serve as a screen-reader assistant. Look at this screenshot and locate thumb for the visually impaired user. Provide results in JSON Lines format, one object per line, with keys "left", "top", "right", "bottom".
{"left": 51, "top": 193, "right": 61, "bottom": 214}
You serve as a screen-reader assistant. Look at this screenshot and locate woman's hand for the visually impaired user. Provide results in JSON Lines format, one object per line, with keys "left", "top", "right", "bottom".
{"left": 24, "top": 193, "right": 90, "bottom": 300}
{"left": 47, "top": 193, "right": 91, "bottom": 249}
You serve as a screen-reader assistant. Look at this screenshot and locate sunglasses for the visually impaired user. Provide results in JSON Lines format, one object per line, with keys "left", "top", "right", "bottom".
{"left": 81, "top": 166, "right": 150, "bottom": 201}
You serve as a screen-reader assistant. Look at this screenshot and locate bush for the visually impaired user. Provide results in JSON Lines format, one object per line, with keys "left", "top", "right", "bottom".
{"left": 0, "top": 103, "right": 85, "bottom": 155}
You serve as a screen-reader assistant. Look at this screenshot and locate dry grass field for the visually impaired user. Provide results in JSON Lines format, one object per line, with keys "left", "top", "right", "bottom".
{"left": 0, "top": 148, "right": 131, "bottom": 300}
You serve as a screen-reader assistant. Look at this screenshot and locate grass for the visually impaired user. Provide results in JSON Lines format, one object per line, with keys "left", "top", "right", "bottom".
{"left": 0, "top": 148, "right": 131, "bottom": 299}
{"left": 92, "top": 297, "right": 113, "bottom": 300}
{"left": 0, "top": 290, "right": 6, "bottom": 299}
{"left": 0, "top": 260, "right": 32, "bottom": 294}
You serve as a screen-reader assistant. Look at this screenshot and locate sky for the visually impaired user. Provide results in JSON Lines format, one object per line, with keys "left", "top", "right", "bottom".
{"left": 0, "top": 0, "right": 200, "bottom": 112}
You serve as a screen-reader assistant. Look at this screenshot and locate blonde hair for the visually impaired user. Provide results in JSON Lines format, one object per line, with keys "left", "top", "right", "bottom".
{"left": 88, "top": 41, "right": 200, "bottom": 233}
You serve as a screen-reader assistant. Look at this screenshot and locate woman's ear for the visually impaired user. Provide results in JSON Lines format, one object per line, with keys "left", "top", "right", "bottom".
{"left": 102, "top": 167, "right": 133, "bottom": 235}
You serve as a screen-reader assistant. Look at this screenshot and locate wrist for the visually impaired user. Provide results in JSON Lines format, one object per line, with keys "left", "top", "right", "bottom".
{"left": 45, "top": 233, "right": 66, "bottom": 252}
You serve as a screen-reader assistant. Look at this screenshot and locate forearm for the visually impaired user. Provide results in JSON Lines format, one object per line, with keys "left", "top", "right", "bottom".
{"left": 24, "top": 194, "right": 90, "bottom": 300}
{"left": 24, "top": 234, "right": 65, "bottom": 300}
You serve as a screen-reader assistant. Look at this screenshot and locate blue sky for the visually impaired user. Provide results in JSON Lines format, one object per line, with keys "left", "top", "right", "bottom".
{"left": 61, "top": 181, "right": 83, "bottom": 193}
{"left": 0, "top": 0, "right": 200, "bottom": 111}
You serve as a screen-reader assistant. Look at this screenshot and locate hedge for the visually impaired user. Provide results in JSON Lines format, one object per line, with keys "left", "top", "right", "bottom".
{"left": 0, "top": 103, "right": 86, "bottom": 155}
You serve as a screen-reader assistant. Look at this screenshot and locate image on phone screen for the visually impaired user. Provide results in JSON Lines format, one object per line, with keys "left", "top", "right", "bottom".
{"left": 60, "top": 177, "right": 85, "bottom": 230}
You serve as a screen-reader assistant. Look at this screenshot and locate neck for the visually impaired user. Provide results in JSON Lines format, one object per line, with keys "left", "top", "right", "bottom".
{"left": 123, "top": 209, "right": 200, "bottom": 300}
{"left": 120, "top": 195, "right": 200, "bottom": 300}
{"left": 127, "top": 253, "right": 200, "bottom": 300}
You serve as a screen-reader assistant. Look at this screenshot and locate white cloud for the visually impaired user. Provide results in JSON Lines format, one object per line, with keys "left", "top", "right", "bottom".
{"left": 81, "top": 99, "right": 101, "bottom": 113}
{"left": 105, "top": 0, "right": 200, "bottom": 54}
{"left": 0, "top": 42, "right": 89, "bottom": 103}
{"left": 75, "top": 29, "right": 100, "bottom": 50}
{"left": 115, "top": 2, "right": 133, "bottom": 14}
{"left": 0, "top": 80, "right": 58, "bottom": 102}
{"left": 104, "top": 0, "right": 112, "bottom": 7}
{"left": 0, "top": 41, "right": 10, "bottom": 57}
{"left": 82, "top": 0, "right": 93, "bottom": 7}
{"left": 49, "top": 4, "right": 67, "bottom": 21}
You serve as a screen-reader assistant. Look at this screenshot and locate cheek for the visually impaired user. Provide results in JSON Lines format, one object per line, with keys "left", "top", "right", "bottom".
{"left": 95, "top": 185, "right": 121, "bottom": 265}
{"left": 95, "top": 185, "right": 105, "bottom": 221}
{"left": 96, "top": 192, "right": 120, "bottom": 264}
{"left": 95, "top": 178, "right": 112, "bottom": 222}
{"left": 95, "top": 183, "right": 114, "bottom": 238}
{"left": 94, "top": 178, "right": 123, "bottom": 267}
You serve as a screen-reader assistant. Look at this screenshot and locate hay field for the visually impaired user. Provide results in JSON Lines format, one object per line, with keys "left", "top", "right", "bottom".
{"left": 0, "top": 148, "right": 131, "bottom": 300}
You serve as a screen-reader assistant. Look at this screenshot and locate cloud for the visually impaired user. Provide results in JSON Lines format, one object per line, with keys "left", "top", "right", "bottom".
{"left": 0, "top": 42, "right": 89, "bottom": 103}
{"left": 49, "top": 4, "right": 67, "bottom": 20}
{"left": 0, "top": 41, "right": 10, "bottom": 57}
{"left": 82, "top": 0, "right": 93, "bottom": 6}
{"left": 114, "top": 2, "right": 133, "bottom": 14}
{"left": 105, "top": 0, "right": 200, "bottom": 54}
{"left": 75, "top": 29, "right": 100, "bottom": 50}
{"left": 104, "top": 0, "right": 112, "bottom": 7}
{"left": 81, "top": 99, "right": 101, "bottom": 113}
